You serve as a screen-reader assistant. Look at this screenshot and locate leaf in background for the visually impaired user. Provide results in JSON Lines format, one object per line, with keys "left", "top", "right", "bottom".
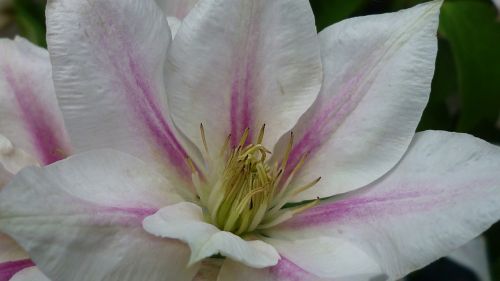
{"left": 310, "top": 0, "right": 367, "bottom": 31}
{"left": 439, "top": 0, "right": 500, "bottom": 135}
{"left": 12, "top": 0, "right": 46, "bottom": 47}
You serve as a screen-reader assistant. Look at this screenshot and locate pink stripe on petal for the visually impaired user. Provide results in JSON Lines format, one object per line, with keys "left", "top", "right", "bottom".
{"left": 3, "top": 67, "right": 69, "bottom": 165}
{"left": 284, "top": 74, "right": 364, "bottom": 178}
{"left": 282, "top": 180, "right": 487, "bottom": 229}
{"left": 126, "top": 54, "right": 191, "bottom": 175}
{"left": 284, "top": 71, "right": 372, "bottom": 183}
{"left": 64, "top": 194, "right": 159, "bottom": 227}
{"left": 93, "top": 4, "right": 192, "bottom": 178}
{"left": 230, "top": 64, "right": 255, "bottom": 146}
{"left": 229, "top": 19, "right": 260, "bottom": 146}
{"left": 88, "top": 206, "right": 158, "bottom": 227}
{"left": 0, "top": 259, "right": 35, "bottom": 281}
{"left": 230, "top": 68, "right": 244, "bottom": 145}
{"left": 269, "top": 257, "right": 312, "bottom": 281}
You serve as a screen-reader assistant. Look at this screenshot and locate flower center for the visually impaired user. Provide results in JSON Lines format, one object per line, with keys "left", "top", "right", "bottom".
{"left": 189, "top": 125, "right": 320, "bottom": 236}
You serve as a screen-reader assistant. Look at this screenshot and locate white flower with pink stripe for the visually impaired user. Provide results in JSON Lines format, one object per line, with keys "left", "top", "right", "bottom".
{"left": 1, "top": 0, "right": 499, "bottom": 281}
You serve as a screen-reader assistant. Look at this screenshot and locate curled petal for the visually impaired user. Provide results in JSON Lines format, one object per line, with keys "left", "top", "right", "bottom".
{"left": 143, "top": 202, "right": 280, "bottom": 269}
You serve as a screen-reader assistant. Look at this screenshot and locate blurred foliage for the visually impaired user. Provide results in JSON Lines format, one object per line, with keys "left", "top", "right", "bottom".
{"left": 1, "top": 0, "right": 46, "bottom": 46}
{"left": 2, "top": 0, "right": 500, "bottom": 279}
{"left": 440, "top": 0, "right": 500, "bottom": 137}
{"left": 13, "top": 0, "right": 45, "bottom": 46}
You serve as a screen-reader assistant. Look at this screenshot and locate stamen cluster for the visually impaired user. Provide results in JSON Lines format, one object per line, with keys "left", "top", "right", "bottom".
{"left": 190, "top": 125, "right": 320, "bottom": 236}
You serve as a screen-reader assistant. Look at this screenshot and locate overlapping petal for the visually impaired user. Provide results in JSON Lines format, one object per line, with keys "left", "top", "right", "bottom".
{"left": 166, "top": 0, "right": 322, "bottom": 153}
{"left": 46, "top": 0, "right": 198, "bottom": 182}
{"left": 271, "top": 131, "right": 500, "bottom": 280}
{"left": 143, "top": 202, "right": 280, "bottom": 268}
{"left": 0, "top": 37, "right": 70, "bottom": 167}
{"left": 0, "top": 150, "right": 196, "bottom": 281}
{"left": 272, "top": 1, "right": 441, "bottom": 201}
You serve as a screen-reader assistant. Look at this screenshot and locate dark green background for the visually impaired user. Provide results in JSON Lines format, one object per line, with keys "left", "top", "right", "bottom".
{"left": 2, "top": 0, "right": 500, "bottom": 279}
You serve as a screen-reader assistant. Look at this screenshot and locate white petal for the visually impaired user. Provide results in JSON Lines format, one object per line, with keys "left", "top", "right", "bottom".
{"left": 266, "top": 237, "right": 382, "bottom": 279}
{"left": 217, "top": 258, "right": 382, "bottom": 281}
{"left": 0, "top": 150, "right": 196, "bottom": 281}
{"left": 10, "top": 267, "right": 50, "bottom": 281}
{"left": 0, "top": 37, "right": 71, "bottom": 165}
{"left": 156, "top": 0, "right": 198, "bottom": 19}
{"left": 166, "top": 0, "right": 322, "bottom": 152}
{"left": 494, "top": 0, "right": 500, "bottom": 13}
{"left": 143, "top": 202, "right": 279, "bottom": 268}
{"left": 218, "top": 259, "right": 322, "bottom": 281}
{"left": 448, "top": 237, "right": 491, "bottom": 281}
{"left": 46, "top": 0, "right": 199, "bottom": 182}
{"left": 272, "top": 1, "right": 442, "bottom": 201}
{"left": 271, "top": 131, "right": 500, "bottom": 280}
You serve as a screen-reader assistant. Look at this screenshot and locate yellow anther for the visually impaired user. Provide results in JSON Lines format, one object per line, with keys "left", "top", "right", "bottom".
{"left": 199, "top": 123, "right": 209, "bottom": 155}
{"left": 185, "top": 157, "right": 196, "bottom": 173}
{"left": 238, "top": 128, "right": 250, "bottom": 147}
{"left": 194, "top": 124, "right": 320, "bottom": 235}
{"left": 292, "top": 177, "right": 321, "bottom": 196}
{"left": 257, "top": 124, "right": 266, "bottom": 144}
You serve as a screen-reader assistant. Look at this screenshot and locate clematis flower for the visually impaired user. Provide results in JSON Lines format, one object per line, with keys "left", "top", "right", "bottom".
{"left": 1, "top": 0, "right": 500, "bottom": 281}
{"left": 0, "top": 37, "right": 70, "bottom": 280}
